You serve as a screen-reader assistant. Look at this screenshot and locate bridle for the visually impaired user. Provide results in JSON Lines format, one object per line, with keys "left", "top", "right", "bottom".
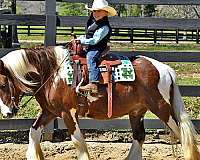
{"left": 7, "top": 78, "right": 19, "bottom": 115}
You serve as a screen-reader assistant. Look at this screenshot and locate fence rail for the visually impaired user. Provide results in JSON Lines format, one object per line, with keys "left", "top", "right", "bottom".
{"left": 16, "top": 26, "right": 199, "bottom": 43}
{"left": 60, "top": 0, "right": 200, "bottom": 5}
{"left": 0, "top": 118, "right": 200, "bottom": 131}
{"left": 15, "top": 0, "right": 200, "bottom": 5}
{"left": 0, "top": 14, "right": 199, "bottom": 44}
{"left": 1, "top": 15, "right": 200, "bottom": 30}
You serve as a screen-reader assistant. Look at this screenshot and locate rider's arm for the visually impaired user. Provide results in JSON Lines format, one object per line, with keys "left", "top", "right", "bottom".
{"left": 77, "top": 25, "right": 109, "bottom": 45}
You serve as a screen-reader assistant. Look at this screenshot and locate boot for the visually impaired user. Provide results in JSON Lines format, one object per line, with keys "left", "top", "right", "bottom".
{"left": 79, "top": 83, "right": 98, "bottom": 93}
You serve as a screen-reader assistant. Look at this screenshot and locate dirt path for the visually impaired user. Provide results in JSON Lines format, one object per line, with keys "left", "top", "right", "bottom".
{"left": 0, "top": 141, "right": 187, "bottom": 160}
{"left": 0, "top": 132, "right": 199, "bottom": 160}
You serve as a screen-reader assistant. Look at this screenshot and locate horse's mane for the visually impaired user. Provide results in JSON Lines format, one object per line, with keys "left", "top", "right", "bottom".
{"left": 1, "top": 46, "right": 70, "bottom": 92}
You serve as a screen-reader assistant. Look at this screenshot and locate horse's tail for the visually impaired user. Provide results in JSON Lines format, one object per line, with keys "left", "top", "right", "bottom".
{"left": 169, "top": 68, "right": 200, "bottom": 160}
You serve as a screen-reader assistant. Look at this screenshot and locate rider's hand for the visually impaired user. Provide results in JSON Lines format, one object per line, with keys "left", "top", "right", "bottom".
{"left": 75, "top": 39, "right": 81, "bottom": 44}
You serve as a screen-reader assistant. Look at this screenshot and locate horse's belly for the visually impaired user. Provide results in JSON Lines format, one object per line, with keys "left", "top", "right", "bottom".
{"left": 84, "top": 96, "right": 142, "bottom": 119}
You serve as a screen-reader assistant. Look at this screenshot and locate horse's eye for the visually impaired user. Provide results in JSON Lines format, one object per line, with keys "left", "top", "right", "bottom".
{"left": 0, "top": 84, "right": 6, "bottom": 88}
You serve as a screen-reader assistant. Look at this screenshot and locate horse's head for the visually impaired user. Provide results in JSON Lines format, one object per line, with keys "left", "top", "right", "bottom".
{"left": 0, "top": 60, "right": 20, "bottom": 118}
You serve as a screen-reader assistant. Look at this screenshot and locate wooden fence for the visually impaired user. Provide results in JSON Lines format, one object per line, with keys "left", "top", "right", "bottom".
{"left": 15, "top": 26, "right": 200, "bottom": 43}
{"left": 0, "top": 0, "right": 199, "bottom": 134}
{"left": 0, "top": 118, "right": 200, "bottom": 132}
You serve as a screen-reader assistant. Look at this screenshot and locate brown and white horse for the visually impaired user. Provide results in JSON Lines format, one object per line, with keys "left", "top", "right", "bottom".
{"left": 0, "top": 46, "right": 199, "bottom": 160}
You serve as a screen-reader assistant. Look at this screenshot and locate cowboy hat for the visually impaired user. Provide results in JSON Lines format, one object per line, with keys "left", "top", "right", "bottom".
{"left": 86, "top": 0, "right": 117, "bottom": 17}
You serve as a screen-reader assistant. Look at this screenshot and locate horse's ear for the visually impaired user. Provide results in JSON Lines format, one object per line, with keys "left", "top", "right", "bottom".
{"left": 0, "top": 60, "right": 5, "bottom": 74}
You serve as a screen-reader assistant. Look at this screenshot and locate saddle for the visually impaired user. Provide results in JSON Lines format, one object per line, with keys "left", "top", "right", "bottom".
{"left": 69, "top": 41, "right": 121, "bottom": 118}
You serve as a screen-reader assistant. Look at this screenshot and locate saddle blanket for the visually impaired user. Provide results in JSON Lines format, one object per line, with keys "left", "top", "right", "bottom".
{"left": 99, "top": 59, "right": 135, "bottom": 82}
{"left": 64, "top": 58, "right": 135, "bottom": 85}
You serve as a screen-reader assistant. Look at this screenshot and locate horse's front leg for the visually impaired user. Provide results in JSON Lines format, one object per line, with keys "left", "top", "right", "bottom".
{"left": 62, "top": 108, "right": 90, "bottom": 160}
{"left": 26, "top": 111, "right": 55, "bottom": 160}
{"left": 126, "top": 114, "right": 145, "bottom": 160}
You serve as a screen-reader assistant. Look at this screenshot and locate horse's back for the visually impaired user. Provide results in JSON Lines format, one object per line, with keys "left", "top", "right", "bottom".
{"left": 132, "top": 56, "right": 160, "bottom": 86}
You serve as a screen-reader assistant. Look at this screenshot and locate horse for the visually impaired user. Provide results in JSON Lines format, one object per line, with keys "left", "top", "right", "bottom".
{"left": 0, "top": 45, "right": 199, "bottom": 160}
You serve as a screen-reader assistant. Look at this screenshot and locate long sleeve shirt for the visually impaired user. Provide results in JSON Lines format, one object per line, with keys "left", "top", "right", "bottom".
{"left": 78, "top": 25, "right": 109, "bottom": 46}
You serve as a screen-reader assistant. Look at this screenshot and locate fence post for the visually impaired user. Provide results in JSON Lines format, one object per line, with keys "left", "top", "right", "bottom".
{"left": 11, "top": 0, "right": 19, "bottom": 48}
{"left": 130, "top": 28, "right": 134, "bottom": 43}
{"left": 197, "top": 29, "right": 199, "bottom": 44}
{"left": 28, "top": 25, "right": 31, "bottom": 36}
{"left": 176, "top": 29, "right": 179, "bottom": 44}
{"left": 45, "top": 0, "right": 56, "bottom": 46}
{"left": 154, "top": 29, "right": 157, "bottom": 43}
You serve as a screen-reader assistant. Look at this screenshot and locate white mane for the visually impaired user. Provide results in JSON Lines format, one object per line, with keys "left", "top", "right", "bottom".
{"left": 1, "top": 46, "right": 71, "bottom": 91}
{"left": 1, "top": 49, "right": 39, "bottom": 92}
{"left": 53, "top": 46, "right": 71, "bottom": 84}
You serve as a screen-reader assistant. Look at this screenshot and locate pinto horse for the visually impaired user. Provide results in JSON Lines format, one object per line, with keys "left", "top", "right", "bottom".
{"left": 0, "top": 46, "right": 199, "bottom": 160}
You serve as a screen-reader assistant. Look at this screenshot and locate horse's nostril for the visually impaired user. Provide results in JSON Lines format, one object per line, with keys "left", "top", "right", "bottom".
{"left": 2, "top": 113, "right": 12, "bottom": 119}
{"left": 7, "top": 112, "right": 13, "bottom": 118}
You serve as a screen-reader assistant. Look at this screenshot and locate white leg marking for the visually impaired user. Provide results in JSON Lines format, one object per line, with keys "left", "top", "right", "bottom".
{"left": 167, "top": 116, "right": 181, "bottom": 139}
{"left": 70, "top": 108, "right": 90, "bottom": 160}
{"left": 0, "top": 98, "right": 12, "bottom": 117}
{"left": 26, "top": 127, "right": 44, "bottom": 160}
{"left": 127, "top": 139, "right": 142, "bottom": 160}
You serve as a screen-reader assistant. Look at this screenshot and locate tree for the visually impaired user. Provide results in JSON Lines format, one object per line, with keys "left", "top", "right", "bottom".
{"left": 1, "top": 0, "right": 12, "bottom": 8}
{"left": 58, "top": 2, "right": 88, "bottom": 16}
{"left": 158, "top": 5, "right": 200, "bottom": 18}
{"left": 114, "top": 4, "right": 141, "bottom": 17}
{"left": 143, "top": 5, "right": 156, "bottom": 17}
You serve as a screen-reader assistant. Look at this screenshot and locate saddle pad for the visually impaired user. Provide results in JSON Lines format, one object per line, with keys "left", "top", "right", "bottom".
{"left": 99, "top": 59, "right": 135, "bottom": 82}
{"left": 113, "top": 60, "right": 135, "bottom": 82}
{"left": 65, "top": 59, "right": 135, "bottom": 85}
{"left": 64, "top": 61, "right": 74, "bottom": 85}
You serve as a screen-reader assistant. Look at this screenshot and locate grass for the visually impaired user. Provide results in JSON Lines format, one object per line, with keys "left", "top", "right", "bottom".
{"left": 176, "top": 77, "right": 200, "bottom": 85}
{"left": 0, "top": 97, "right": 40, "bottom": 119}
{"left": 168, "top": 62, "right": 200, "bottom": 85}
{"left": 16, "top": 97, "right": 40, "bottom": 119}
{"left": 110, "top": 42, "right": 200, "bottom": 52}
{"left": 144, "top": 111, "right": 158, "bottom": 119}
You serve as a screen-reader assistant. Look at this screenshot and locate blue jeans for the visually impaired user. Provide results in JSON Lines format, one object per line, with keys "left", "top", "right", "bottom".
{"left": 86, "top": 50, "right": 100, "bottom": 83}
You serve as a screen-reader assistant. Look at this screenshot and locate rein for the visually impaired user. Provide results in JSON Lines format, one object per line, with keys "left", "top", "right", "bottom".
{"left": 20, "top": 46, "right": 70, "bottom": 108}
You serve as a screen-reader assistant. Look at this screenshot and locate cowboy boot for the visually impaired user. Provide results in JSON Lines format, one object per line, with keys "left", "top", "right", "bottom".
{"left": 79, "top": 83, "right": 98, "bottom": 93}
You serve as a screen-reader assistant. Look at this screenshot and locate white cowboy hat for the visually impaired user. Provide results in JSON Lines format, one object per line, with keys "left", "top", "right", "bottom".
{"left": 85, "top": 0, "right": 117, "bottom": 17}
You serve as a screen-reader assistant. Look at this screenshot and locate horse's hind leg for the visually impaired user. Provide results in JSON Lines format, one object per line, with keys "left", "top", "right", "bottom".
{"left": 149, "top": 96, "right": 200, "bottom": 160}
{"left": 168, "top": 85, "right": 200, "bottom": 160}
{"left": 126, "top": 114, "right": 145, "bottom": 160}
{"left": 26, "top": 111, "right": 55, "bottom": 160}
{"left": 62, "top": 108, "right": 90, "bottom": 160}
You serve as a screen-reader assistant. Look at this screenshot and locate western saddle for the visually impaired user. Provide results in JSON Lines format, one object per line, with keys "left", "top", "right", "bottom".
{"left": 68, "top": 39, "right": 121, "bottom": 118}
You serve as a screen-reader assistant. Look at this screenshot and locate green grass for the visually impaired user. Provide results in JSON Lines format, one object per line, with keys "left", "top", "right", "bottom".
{"left": 176, "top": 77, "right": 200, "bottom": 85}
{"left": 110, "top": 42, "right": 200, "bottom": 52}
{"left": 183, "top": 97, "right": 200, "bottom": 118}
{"left": 0, "top": 97, "right": 40, "bottom": 119}
{"left": 168, "top": 62, "right": 200, "bottom": 74}
{"left": 144, "top": 111, "right": 158, "bottom": 119}
{"left": 16, "top": 97, "right": 40, "bottom": 118}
